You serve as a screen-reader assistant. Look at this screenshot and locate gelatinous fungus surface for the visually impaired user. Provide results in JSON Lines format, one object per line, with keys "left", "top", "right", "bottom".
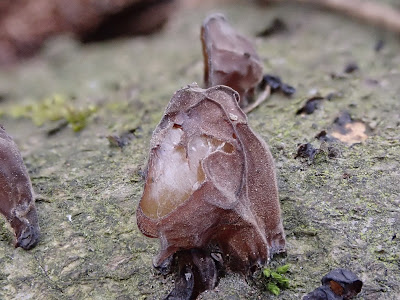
{"left": 201, "top": 14, "right": 263, "bottom": 107}
{"left": 137, "top": 84, "right": 285, "bottom": 297}
{"left": 0, "top": 125, "right": 40, "bottom": 250}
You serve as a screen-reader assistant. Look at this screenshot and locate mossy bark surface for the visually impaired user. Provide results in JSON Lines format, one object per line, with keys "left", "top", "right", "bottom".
{"left": 0, "top": 1, "right": 399, "bottom": 299}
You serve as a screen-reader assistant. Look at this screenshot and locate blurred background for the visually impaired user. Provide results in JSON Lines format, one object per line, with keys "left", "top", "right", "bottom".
{"left": 1, "top": 0, "right": 399, "bottom": 66}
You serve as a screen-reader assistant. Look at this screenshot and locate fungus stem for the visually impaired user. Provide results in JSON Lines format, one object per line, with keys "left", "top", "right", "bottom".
{"left": 244, "top": 85, "right": 271, "bottom": 114}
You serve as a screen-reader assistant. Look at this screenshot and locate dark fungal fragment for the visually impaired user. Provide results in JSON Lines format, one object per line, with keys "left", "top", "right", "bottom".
{"left": 304, "top": 269, "right": 363, "bottom": 300}
{"left": 296, "top": 96, "right": 324, "bottom": 115}
{"left": 256, "top": 18, "right": 288, "bottom": 37}
{"left": 343, "top": 62, "right": 359, "bottom": 74}
{"left": 259, "top": 74, "right": 296, "bottom": 96}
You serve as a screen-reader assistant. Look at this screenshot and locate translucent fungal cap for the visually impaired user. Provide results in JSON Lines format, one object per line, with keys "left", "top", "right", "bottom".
{"left": 201, "top": 14, "right": 263, "bottom": 106}
{"left": 137, "top": 85, "right": 285, "bottom": 278}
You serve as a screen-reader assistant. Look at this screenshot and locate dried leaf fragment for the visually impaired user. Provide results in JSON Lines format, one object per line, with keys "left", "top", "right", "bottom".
{"left": 0, "top": 125, "right": 40, "bottom": 249}
{"left": 256, "top": 18, "right": 288, "bottom": 37}
{"left": 201, "top": 14, "right": 263, "bottom": 107}
{"left": 136, "top": 84, "right": 285, "bottom": 298}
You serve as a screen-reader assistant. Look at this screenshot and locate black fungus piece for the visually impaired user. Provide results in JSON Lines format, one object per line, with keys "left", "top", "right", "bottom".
{"left": 333, "top": 111, "right": 353, "bottom": 127}
{"left": 296, "top": 97, "right": 324, "bottom": 115}
{"left": 344, "top": 62, "right": 359, "bottom": 74}
{"left": 303, "top": 285, "right": 342, "bottom": 300}
{"left": 261, "top": 74, "right": 282, "bottom": 91}
{"left": 165, "top": 249, "right": 218, "bottom": 300}
{"left": 281, "top": 83, "right": 296, "bottom": 96}
{"left": 107, "top": 128, "right": 141, "bottom": 148}
{"left": 326, "top": 92, "right": 342, "bottom": 101}
{"left": 374, "top": 39, "right": 385, "bottom": 52}
{"left": 256, "top": 18, "right": 288, "bottom": 37}
{"left": 321, "top": 269, "right": 363, "bottom": 300}
{"left": 304, "top": 269, "right": 363, "bottom": 300}
{"left": 259, "top": 74, "right": 296, "bottom": 97}
{"left": 315, "top": 130, "right": 335, "bottom": 142}
{"left": 295, "top": 143, "right": 318, "bottom": 160}
{"left": 165, "top": 264, "right": 195, "bottom": 300}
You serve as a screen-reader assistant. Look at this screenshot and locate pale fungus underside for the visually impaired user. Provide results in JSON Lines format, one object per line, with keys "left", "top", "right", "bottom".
{"left": 137, "top": 84, "right": 285, "bottom": 298}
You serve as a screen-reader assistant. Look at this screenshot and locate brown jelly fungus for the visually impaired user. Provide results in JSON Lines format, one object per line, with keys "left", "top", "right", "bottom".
{"left": 0, "top": 125, "right": 40, "bottom": 249}
{"left": 136, "top": 84, "right": 285, "bottom": 297}
{"left": 201, "top": 14, "right": 263, "bottom": 107}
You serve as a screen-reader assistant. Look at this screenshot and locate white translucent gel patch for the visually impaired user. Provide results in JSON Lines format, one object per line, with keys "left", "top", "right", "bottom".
{"left": 140, "top": 125, "right": 233, "bottom": 218}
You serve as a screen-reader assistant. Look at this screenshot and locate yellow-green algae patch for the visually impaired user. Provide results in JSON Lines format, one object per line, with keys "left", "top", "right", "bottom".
{"left": 0, "top": 94, "right": 97, "bottom": 132}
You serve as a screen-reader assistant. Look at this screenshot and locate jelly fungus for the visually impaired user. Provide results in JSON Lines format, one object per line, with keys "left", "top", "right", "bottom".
{"left": 136, "top": 84, "right": 285, "bottom": 298}
{"left": 0, "top": 125, "right": 39, "bottom": 250}
{"left": 201, "top": 14, "right": 264, "bottom": 107}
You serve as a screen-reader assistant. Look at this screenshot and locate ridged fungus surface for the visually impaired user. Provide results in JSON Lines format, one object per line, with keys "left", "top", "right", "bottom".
{"left": 136, "top": 84, "right": 285, "bottom": 298}
{"left": 201, "top": 14, "right": 263, "bottom": 107}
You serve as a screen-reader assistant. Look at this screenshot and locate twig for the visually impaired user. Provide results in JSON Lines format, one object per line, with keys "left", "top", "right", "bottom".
{"left": 268, "top": 0, "right": 400, "bottom": 34}
{"left": 244, "top": 85, "right": 271, "bottom": 114}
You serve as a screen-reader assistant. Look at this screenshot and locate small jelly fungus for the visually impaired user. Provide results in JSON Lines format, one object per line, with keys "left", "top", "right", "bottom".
{"left": 0, "top": 125, "right": 40, "bottom": 250}
{"left": 304, "top": 268, "right": 363, "bottom": 300}
{"left": 136, "top": 84, "right": 285, "bottom": 298}
{"left": 201, "top": 14, "right": 263, "bottom": 107}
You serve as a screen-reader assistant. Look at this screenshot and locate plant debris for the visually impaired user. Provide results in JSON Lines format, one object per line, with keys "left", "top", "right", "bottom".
{"left": 261, "top": 264, "right": 291, "bottom": 296}
{"left": 295, "top": 141, "right": 340, "bottom": 163}
{"left": 330, "top": 111, "right": 368, "bottom": 145}
{"left": 374, "top": 39, "right": 385, "bottom": 52}
{"left": 295, "top": 143, "right": 318, "bottom": 160}
{"left": 259, "top": 74, "right": 296, "bottom": 96}
{"left": 164, "top": 249, "right": 220, "bottom": 300}
{"left": 281, "top": 83, "right": 296, "bottom": 96}
{"left": 315, "top": 130, "right": 336, "bottom": 143}
{"left": 303, "top": 268, "right": 363, "bottom": 300}
{"left": 107, "top": 128, "right": 140, "bottom": 148}
{"left": 343, "top": 62, "right": 359, "bottom": 74}
{"left": 256, "top": 18, "right": 288, "bottom": 37}
{"left": 296, "top": 96, "right": 324, "bottom": 115}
